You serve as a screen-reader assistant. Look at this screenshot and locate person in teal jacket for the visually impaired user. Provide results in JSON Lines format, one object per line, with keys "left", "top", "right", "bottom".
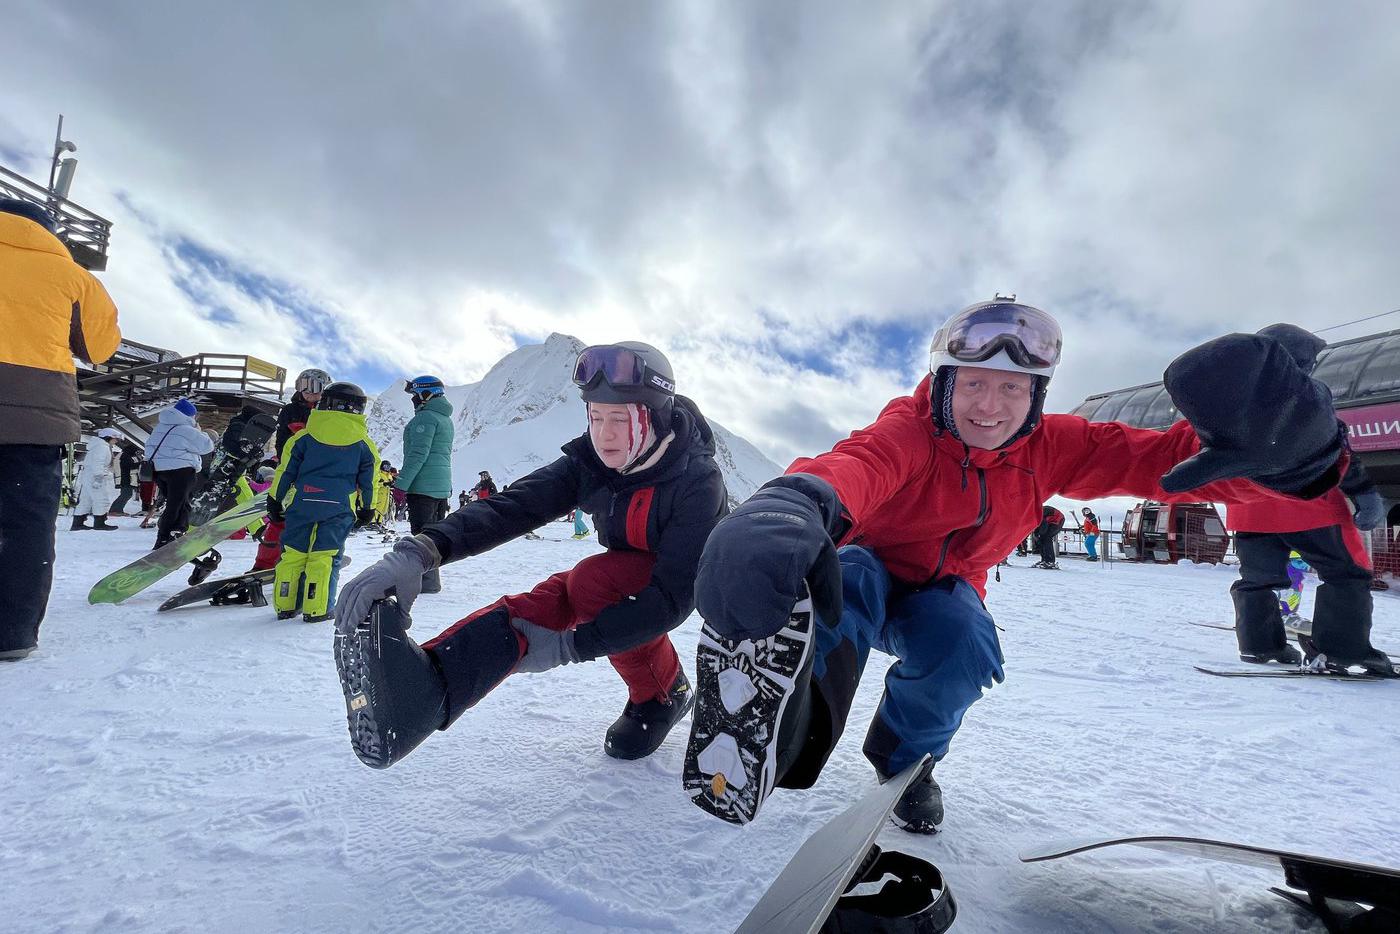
{"left": 269, "top": 382, "right": 379, "bottom": 622}
{"left": 394, "top": 375, "right": 455, "bottom": 593}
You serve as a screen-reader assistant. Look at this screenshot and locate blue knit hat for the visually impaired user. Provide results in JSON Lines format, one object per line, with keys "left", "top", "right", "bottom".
{"left": 174, "top": 398, "right": 197, "bottom": 417}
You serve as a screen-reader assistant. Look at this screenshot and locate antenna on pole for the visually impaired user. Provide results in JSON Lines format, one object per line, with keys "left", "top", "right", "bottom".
{"left": 47, "top": 115, "right": 79, "bottom": 203}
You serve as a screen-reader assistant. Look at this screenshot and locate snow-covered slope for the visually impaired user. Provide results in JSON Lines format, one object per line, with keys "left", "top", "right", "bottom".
{"left": 366, "top": 333, "right": 782, "bottom": 506}
{"left": 7, "top": 526, "right": 1400, "bottom": 933}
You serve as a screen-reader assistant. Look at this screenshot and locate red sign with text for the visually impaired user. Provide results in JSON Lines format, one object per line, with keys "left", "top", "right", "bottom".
{"left": 1339, "top": 401, "right": 1400, "bottom": 452}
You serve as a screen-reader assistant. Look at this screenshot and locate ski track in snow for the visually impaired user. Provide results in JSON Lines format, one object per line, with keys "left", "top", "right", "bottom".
{"left": 4, "top": 521, "right": 1399, "bottom": 933}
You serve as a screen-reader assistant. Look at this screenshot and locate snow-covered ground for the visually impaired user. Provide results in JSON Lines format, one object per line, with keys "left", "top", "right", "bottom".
{"left": 5, "top": 520, "right": 1399, "bottom": 933}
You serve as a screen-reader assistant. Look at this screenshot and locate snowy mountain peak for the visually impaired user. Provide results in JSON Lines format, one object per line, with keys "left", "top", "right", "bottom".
{"left": 367, "top": 334, "right": 781, "bottom": 504}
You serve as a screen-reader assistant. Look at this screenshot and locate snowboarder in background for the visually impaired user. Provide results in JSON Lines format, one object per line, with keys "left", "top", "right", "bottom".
{"left": 1033, "top": 504, "right": 1065, "bottom": 568}
{"left": 572, "top": 508, "right": 591, "bottom": 539}
{"left": 0, "top": 197, "right": 122, "bottom": 661}
{"left": 334, "top": 341, "right": 727, "bottom": 766}
{"left": 471, "top": 470, "right": 498, "bottom": 500}
{"left": 111, "top": 437, "right": 142, "bottom": 516}
{"left": 372, "top": 461, "right": 395, "bottom": 525}
{"left": 71, "top": 429, "right": 121, "bottom": 530}
{"left": 143, "top": 399, "right": 215, "bottom": 549}
{"left": 683, "top": 297, "right": 1355, "bottom": 833}
{"left": 268, "top": 383, "right": 378, "bottom": 623}
{"left": 276, "top": 368, "right": 330, "bottom": 457}
{"left": 394, "top": 375, "right": 455, "bottom": 594}
{"left": 1224, "top": 323, "right": 1388, "bottom": 673}
{"left": 1079, "top": 507, "right": 1101, "bottom": 561}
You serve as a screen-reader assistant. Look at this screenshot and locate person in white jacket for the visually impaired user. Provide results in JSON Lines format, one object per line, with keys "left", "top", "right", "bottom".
{"left": 72, "top": 429, "right": 121, "bottom": 530}
{"left": 143, "top": 399, "right": 214, "bottom": 548}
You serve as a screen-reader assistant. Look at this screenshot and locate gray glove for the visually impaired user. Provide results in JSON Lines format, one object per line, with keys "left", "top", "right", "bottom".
{"left": 509, "top": 618, "right": 580, "bottom": 673}
{"left": 334, "top": 535, "right": 438, "bottom": 633}
{"left": 1351, "top": 489, "right": 1385, "bottom": 532}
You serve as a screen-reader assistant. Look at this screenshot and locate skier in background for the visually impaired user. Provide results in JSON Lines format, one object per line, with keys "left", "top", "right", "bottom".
{"left": 333, "top": 342, "right": 726, "bottom": 767}
{"left": 471, "top": 470, "right": 498, "bottom": 500}
{"left": 144, "top": 399, "right": 215, "bottom": 549}
{"left": 276, "top": 369, "right": 330, "bottom": 456}
{"left": 71, "top": 429, "right": 121, "bottom": 530}
{"left": 372, "top": 460, "right": 395, "bottom": 525}
{"left": 458, "top": 490, "right": 470, "bottom": 508}
{"left": 1278, "top": 551, "right": 1309, "bottom": 625}
{"left": 111, "top": 437, "right": 142, "bottom": 517}
{"left": 682, "top": 299, "right": 1357, "bottom": 834}
{"left": 1079, "top": 507, "right": 1101, "bottom": 561}
{"left": 394, "top": 376, "right": 454, "bottom": 594}
{"left": 1033, "top": 504, "right": 1066, "bottom": 568}
{"left": 572, "top": 508, "right": 591, "bottom": 539}
{"left": 268, "top": 383, "right": 377, "bottom": 623}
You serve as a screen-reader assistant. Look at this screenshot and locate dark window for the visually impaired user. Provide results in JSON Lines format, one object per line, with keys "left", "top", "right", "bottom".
{"left": 1312, "top": 341, "right": 1380, "bottom": 402}
{"left": 1352, "top": 335, "right": 1400, "bottom": 400}
{"left": 1090, "top": 390, "right": 1133, "bottom": 424}
{"left": 1115, "top": 386, "right": 1162, "bottom": 427}
{"left": 1140, "top": 387, "right": 1178, "bottom": 428}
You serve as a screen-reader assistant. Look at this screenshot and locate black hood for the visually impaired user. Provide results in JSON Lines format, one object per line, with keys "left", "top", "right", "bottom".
{"left": 1257, "top": 323, "right": 1326, "bottom": 375}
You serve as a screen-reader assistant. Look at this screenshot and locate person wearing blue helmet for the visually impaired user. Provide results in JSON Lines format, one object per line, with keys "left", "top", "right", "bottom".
{"left": 395, "top": 375, "right": 455, "bottom": 593}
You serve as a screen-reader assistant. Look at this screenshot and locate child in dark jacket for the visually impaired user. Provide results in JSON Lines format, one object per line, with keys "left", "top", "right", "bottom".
{"left": 334, "top": 342, "right": 728, "bottom": 768}
{"left": 269, "top": 384, "right": 378, "bottom": 623}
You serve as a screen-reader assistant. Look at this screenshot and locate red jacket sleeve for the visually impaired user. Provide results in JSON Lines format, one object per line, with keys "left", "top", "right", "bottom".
{"left": 1039, "top": 415, "right": 1309, "bottom": 507}
{"left": 785, "top": 396, "right": 930, "bottom": 539}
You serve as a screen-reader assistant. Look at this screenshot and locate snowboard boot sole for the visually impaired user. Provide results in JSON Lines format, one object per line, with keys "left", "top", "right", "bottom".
{"left": 683, "top": 584, "right": 814, "bottom": 825}
{"left": 334, "top": 599, "right": 448, "bottom": 769}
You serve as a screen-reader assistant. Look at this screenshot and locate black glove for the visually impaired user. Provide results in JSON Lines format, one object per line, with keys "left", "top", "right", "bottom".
{"left": 355, "top": 507, "right": 375, "bottom": 527}
{"left": 266, "top": 498, "right": 285, "bottom": 523}
{"left": 1160, "top": 333, "right": 1342, "bottom": 496}
{"left": 695, "top": 474, "right": 845, "bottom": 642}
{"left": 1351, "top": 489, "right": 1384, "bottom": 532}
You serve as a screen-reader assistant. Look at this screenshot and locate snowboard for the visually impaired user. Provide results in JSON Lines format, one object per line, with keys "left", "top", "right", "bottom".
{"left": 734, "top": 755, "right": 955, "bottom": 934}
{"left": 1194, "top": 665, "right": 1396, "bottom": 681}
{"left": 1020, "top": 834, "right": 1400, "bottom": 931}
{"left": 187, "top": 413, "right": 276, "bottom": 527}
{"left": 88, "top": 495, "right": 268, "bottom": 605}
{"left": 158, "top": 554, "right": 353, "bottom": 612}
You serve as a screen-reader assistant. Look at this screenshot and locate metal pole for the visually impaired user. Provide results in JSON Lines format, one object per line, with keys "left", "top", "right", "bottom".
{"left": 48, "top": 115, "right": 64, "bottom": 195}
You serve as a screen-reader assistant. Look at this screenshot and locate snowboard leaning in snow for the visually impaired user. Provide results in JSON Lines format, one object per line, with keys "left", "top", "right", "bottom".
{"left": 734, "top": 754, "right": 955, "bottom": 934}
{"left": 1020, "top": 834, "right": 1400, "bottom": 930}
{"left": 158, "top": 555, "right": 353, "bottom": 612}
{"left": 88, "top": 495, "right": 268, "bottom": 605}
{"left": 187, "top": 413, "right": 276, "bottom": 527}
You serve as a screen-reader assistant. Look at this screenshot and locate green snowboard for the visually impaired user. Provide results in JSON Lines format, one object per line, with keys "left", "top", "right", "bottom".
{"left": 88, "top": 494, "right": 269, "bottom": 605}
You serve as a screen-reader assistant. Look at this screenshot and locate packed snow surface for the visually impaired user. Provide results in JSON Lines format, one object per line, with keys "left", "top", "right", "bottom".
{"left": 5, "top": 521, "right": 1399, "bottom": 933}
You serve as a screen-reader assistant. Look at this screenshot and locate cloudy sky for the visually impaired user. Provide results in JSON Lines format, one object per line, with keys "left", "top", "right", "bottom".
{"left": 3, "top": 1, "right": 1397, "bottom": 465}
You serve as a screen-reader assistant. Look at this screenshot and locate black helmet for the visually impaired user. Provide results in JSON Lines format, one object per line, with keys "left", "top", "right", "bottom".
{"left": 573, "top": 341, "right": 675, "bottom": 427}
{"left": 317, "top": 381, "right": 368, "bottom": 415}
{"left": 295, "top": 368, "right": 331, "bottom": 395}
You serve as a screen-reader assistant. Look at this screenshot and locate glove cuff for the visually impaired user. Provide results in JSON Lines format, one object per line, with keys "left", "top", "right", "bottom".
{"left": 395, "top": 534, "right": 441, "bottom": 570}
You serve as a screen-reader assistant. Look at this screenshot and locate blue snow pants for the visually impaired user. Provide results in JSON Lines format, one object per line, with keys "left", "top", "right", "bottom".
{"left": 1084, "top": 534, "right": 1099, "bottom": 559}
{"left": 274, "top": 513, "right": 353, "bottom": 616}
{"left": 807, "top": 546, "right": 1006, "bottom": 779}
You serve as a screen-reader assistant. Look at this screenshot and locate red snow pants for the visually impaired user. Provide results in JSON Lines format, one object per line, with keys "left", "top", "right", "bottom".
{"left": 252, "top": 518, "right": 284, "bottom": 570}
{"left": 427, "top": 551, "right": 681, "bottom": 704}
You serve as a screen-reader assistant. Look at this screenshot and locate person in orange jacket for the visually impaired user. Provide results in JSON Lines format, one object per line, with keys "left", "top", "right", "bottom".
{"left": 1079, "top": 507, "right": 1101, "bottom": 561}
{"left": 0, "top": 199, "right": 121, "bottom": 660}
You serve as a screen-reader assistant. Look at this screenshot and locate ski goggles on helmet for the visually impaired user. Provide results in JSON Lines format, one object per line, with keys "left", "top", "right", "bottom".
{"left": 573, "top": 345, "right": 672, "bottom": 394}
{"left": 929, "top": 300, "right": 1062, "bottom": 370}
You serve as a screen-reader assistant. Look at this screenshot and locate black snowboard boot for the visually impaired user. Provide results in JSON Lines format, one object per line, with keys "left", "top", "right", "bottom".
{"left": 335, "top": 597, "right": 449, "bottom": 768}
{"left": 1299, "top": 635, "right": 1397, "bottom": 677}
{"left": 187, "top": 549, "right": 222, "bottom": 586}
{"left": 604, "top": 669, "right": 694, "bottom": 760}
{"left": 891, "top": 759, "right": 944, "bottom": 835}
{"left": 70, "top": 515, "right": 89, "bottom": 530}
{"left": 276, "top": 609, "right": 299, "bottom": 620}
{"left": 684, "top": 582, "right": 817, "bottom": 825}
{"left": 92, "top": 515, "right": 117, "bottom": 531}
{"left": 303, "top": 612, "right": 332, "bottom": 624}
{"left": 1239, "top": 644, "right": 1302, "bottom": 666}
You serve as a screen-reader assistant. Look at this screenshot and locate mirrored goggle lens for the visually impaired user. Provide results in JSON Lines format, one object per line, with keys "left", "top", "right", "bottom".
{"left": 941, "top": 304, "right": 1061, "bottom": 366}
{"left": 573, "top": 346, "right": 646, "bottom": 387}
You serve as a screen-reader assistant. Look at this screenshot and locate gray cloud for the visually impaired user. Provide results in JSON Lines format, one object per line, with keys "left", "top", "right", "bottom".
{"left": 2, "top": 0, "right": 1396, "bottom": 465}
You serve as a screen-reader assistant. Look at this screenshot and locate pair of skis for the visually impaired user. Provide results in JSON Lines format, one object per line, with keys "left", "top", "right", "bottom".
{"left": 1190, "top": 622, "right": 1398, "bottom": 681}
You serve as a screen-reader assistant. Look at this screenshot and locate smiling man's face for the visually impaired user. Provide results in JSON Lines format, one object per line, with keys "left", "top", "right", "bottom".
{"left": 949, "top": 366, "right": 1035, "bottom": 449}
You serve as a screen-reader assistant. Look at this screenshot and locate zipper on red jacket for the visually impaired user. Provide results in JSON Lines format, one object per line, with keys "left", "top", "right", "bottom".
{"left": 929, "top": 467, "right": 989, "bottom": 584}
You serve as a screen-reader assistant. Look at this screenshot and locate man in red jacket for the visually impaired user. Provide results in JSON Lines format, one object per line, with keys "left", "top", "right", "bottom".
{"left": 682, "top": 298, "right": 1353, "bottom": 833}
